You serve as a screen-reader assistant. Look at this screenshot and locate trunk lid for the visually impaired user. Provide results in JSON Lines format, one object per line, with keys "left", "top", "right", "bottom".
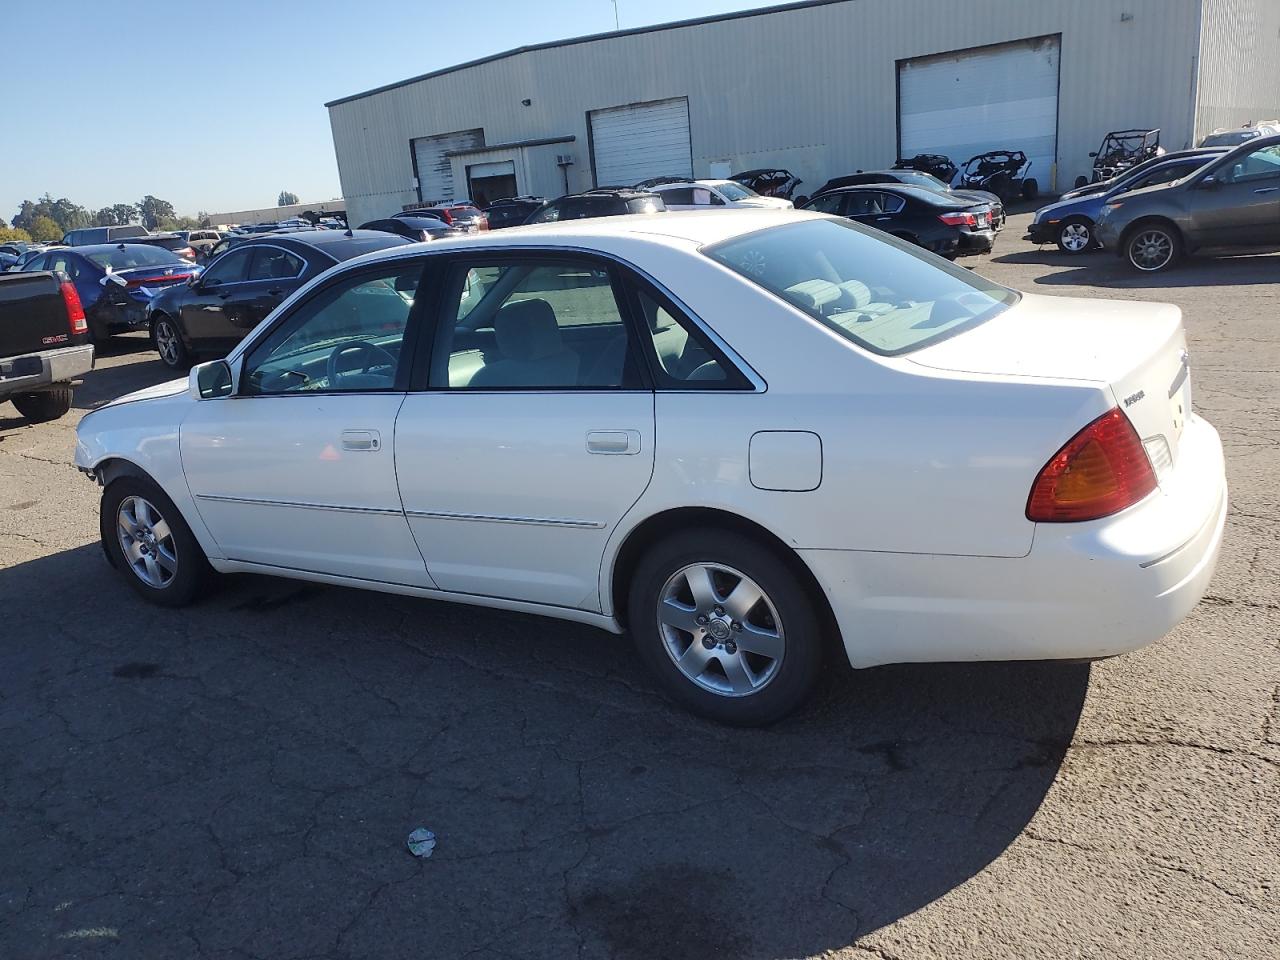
{"left": 909, "top": 292, "right": 1191, "bottom": 472}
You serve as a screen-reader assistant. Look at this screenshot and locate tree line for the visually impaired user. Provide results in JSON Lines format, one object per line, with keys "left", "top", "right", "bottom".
{"left": 4, "top": 194, "right": 211, "bottom": 243}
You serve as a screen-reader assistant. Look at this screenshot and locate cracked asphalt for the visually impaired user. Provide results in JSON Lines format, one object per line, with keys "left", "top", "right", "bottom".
{"left": 1, "top": 214, "right": 1277, "bottom": 959}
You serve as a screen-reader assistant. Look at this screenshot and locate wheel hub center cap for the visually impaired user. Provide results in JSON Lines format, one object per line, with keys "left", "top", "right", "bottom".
{"left": 707, "top": 618, "right": 732, "bottom": 641}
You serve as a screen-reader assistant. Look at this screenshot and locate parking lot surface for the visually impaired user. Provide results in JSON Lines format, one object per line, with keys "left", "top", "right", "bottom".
{"left": 2, "top": 214, "right": 1277, "bottom": 959}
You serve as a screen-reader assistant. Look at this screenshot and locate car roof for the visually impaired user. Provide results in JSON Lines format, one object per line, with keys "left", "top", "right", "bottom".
{"left": 61, "top": 243, "right": 175, "bottom": 257}
{"left": 822, "top": 182, "right": 958, "bottom": 202}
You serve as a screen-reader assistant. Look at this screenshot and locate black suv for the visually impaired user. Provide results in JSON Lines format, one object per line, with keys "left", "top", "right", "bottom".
{"left": 523, "top": 189, "right": 665, "bottom": 224}
{"left": 483, "top": 196, "right": 548, "bottom": 229}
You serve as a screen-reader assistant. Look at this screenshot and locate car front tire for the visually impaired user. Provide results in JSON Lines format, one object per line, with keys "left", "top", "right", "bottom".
{"left": 1124, "top": 222, "right": 1182, "bottom": 272}
{"left": 628, "top": 529, "right": 825, "bottom": 726}
{"left": 152, "top": 315, "right": 190, "bottom": 370}
{"left": 10, "top": 386, "right": 74, "bottom": 422}
{"left": 1056, "top": 218, "right": 1094, "bottom": 254}
{"left": 101, "top": 475, "right": 210, "bottom": 607}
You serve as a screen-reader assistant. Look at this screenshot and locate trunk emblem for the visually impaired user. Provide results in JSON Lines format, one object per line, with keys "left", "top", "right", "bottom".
{"left": 1123, "top": 389, "right": 1145, "bottom": 408}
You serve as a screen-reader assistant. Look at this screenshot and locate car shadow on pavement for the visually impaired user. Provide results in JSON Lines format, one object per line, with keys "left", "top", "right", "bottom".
{"left": 0, "top": 545, "right": 1089, "bottom": 959}
{"left": 992, "top": 249, "right": 1280, "bottom": 288}
{"left": 74, "top": 355, "right": 180, "bottom": 412}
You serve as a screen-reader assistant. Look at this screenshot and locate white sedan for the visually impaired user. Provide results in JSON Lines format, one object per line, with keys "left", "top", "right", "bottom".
{"left": 648, "top": 179, "right": 794, "bottom": 211}
{"left": 74, "top": 210, "right": 1227, "bottom": 725}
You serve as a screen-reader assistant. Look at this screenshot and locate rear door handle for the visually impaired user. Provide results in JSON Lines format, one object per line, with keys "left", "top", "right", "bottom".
{"left": 341, "top": 429, "right": 381, "bottom": 452}
{"left": 586, "top": 429, "right": 641, "bottom": 455}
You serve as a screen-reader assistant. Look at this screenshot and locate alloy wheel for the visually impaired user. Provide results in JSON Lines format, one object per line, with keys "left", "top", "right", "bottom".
{"left": 1059, "top": 222, "right": 1091, "bottom": 252}
{"left": 656, "top": 562, "right": 784, "bottom": 697}
{"left": 1129, "top": 229, "right": 1174, "bottom": 271}
{"left": 117, "top": 495, "right": 178, "bottom": 588}
{"left": 154, "top": 320, "right": 180, "bottom": 366}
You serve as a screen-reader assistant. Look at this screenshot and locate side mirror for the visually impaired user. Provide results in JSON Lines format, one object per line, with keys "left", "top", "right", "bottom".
{"left": 1199, "top": 175, "right": 1221, "bottom": 189}
{"left": 191, "top": 359, "right": 233, "bottom": 400}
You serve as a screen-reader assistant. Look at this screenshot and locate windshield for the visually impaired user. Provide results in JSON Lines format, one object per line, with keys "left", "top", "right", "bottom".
{"left": 715, "top": 181, "right": 757, "bottom": 200}
{"left": 84, "top": 245, "right": 186, "bottom": 270}
{"left": 893, "top": 171, "right": 950, "bottom": 192}
{"left": 1201, "top": 131, "right": 1260, "bottom": 147}
{"left": 704, "top": 219, "right": 1018, "bottom": 356}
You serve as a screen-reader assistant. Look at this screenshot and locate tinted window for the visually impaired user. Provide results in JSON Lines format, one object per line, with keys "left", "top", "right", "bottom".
{"left": 626, "top": 196, "right": 664, "bottom": 214}
{"left": 248, "top": 247, "right": 305, "bottom": 281}
{"left": 82, "top": 246, "right": 185, "bottom": 271}
{"left": 46, "top": 252, "right": 84, "bottom": 280}
{"left": 715, "top": 182, "right": 756, "bottom": 200}
{"left": 435, "top": 260, "right": 637, "bottom": 389}
{"left": 319, "top": 235, "right": 412, "bottom": 261}
{"left": 243, "top": 263, "right": 422, "bottom": 395}
{"left": 704, "top": 218, "right": 1018, "bottom": 356}
{"left": 804, "top": 193, "right": 846, "bottom": 215}
{"left": 659, "top": 187, "right": 696, "bottom": 205}
{"left": 201, "top": 248, "right": 253, "bottom": 285}
{"left": 1134, "top": 162, "right": 1200, "bottom": 189}
{"left": 1221, "top": 144, "right": 1280, "bottom": 183}
{"left": 109, "top": 225, "right": 149, "bottom": 240}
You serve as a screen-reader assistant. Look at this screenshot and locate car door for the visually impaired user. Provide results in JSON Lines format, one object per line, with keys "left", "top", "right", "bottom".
{"left": 181, "top": 257, "right": 431, "bottom": 585}
{"left": 1191, "top": 144, "right": 1280, "bottom": 246}
{"left": 239, "top": 244, "right": 309, "bottom": 332}
{"left": 394, "top": 253, "right": 656, "bottom": 609}
{"left": 181, "top": 247, "right": 254, "bottom": 351}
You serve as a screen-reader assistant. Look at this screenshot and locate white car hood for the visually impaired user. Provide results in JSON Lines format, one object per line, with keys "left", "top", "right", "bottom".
{"left": 99, "top": 376, "right": 190, "bottom": 410}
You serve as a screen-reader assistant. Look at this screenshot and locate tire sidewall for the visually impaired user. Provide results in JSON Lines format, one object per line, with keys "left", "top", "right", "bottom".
{"left": 628, "top": 530, "right": 824, "bottom": 726}
{"left": 101, "top": 475, "right": 207, "bottom": 607}
{"left": 1125, "top": 222, "right": 1181, "bottom": 272}
{"left": 152, "top": 315, "right": 189, "bottom": 369}
{"left": 1056, "top": 218, "right": 1093, "bottom": 254}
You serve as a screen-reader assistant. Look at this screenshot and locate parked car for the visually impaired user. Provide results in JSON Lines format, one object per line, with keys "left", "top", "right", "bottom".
{"left": 146, "top": 229, "right": 413, "bottom": 369}
{"left": 647, "top": 179, "right": 794, "bottom": 211}
{"left": 5, "top": 247, "right": 58, "bottom": 273}
{"left": 1027, "top": 150, "right": 1226, "bottom": 252}
{"left": 127, "top": 232, "right": 198, "bottom": 261}
{"left": 62, "top": 225, "right": 150, "bottom": 246}
{"left": 1095, "top": 134, "right": 1280, "bottom": 271}
{"left": 1198, "top": 121, "right": 1280, "bottom": 148}
{"left": 729, "top": 169, "right": 802, "bottom": 200}
{"left": 0, "top": 270, "right": 94, "bottom": 422}
{"left": 200, "top": 227, "right": 325, "bottom": 263}
{"left": 812, "top": 170, "right": 1005, "bottom": 228}
{"left": 398, "top": 203, "right": 488, "bottom": 232}
{"left": 1054, "top": 147, "right": 1227, "bottom": 204}
{"left": 0, "top": 251, "right": 17, "bottom": 271}
{"left": 799, "top": 184, "right": 996, "bottom": 258}
{"left": 482, "top": 197, "right": 548, "bottom": 229}
{"left": 359, "top": 217, "right": 455, "bottom": 243}
{"left": 74, "top": 210, "right": 1227, "bottom": 725}
{"left": 523, "top": 189, "right": 665, "bottom": 223}
{"left": 16, "top": 244, "right": 196, "bottom": 343}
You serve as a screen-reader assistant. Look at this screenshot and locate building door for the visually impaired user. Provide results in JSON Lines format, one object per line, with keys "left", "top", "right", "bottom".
{"left": 412, "top": 128, "right": 484, "bottom": 204}
{"left": 589, "top": 97, "right": 692, "bottom": 187}
{"left": 467, "top": 160, "right": 518, "bottom": 207}
{"left": 898, "top": 36, "right": 1060, "bottom": 188}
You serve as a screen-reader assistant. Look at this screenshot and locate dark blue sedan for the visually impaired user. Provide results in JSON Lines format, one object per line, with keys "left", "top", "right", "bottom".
{"left": 1027, "top": 150, "right": 1225, "bottom": 253}
{"left": 16, "top": 244, "right": 197, "bottom": 343}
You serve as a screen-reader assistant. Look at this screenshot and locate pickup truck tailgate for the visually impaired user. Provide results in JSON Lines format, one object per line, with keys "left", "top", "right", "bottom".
{"left": 0, "top": 272, "right": 76, "bottom": 356}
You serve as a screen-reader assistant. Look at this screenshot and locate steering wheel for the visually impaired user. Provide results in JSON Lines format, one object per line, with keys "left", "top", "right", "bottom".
{"left": 327, "top": 340, "right": 396, "bottom": 387}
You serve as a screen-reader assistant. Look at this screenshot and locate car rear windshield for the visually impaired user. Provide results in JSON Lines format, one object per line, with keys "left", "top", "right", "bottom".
{"left": 703, "top": 218, "right": 1018, "bottom": 356}
{"left": 321, "top": 234, "right": 413, "bottom": 261}
{"left": 84, "top": 246, "right": 186, "bottom": 270}
{"left": 137, "top": 236, "right": 188, "bottom": 251}
{"left": 716, "top": 181, "right": 757, "bottom": 200}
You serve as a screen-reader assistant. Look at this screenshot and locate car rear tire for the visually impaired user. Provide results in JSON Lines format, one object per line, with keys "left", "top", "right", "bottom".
{"left": 1055, "top": 218, "right": 1094, "bottom": 254}
{"left": 101, "top": 475, "right": 210, "bottom": 607}
{"left": 1124, "top": 222, "right": 1182, "bottom": 272}
{"left": 152, "top": 315, "right": 190, "bottom": 370}
{"left": 1022, "top": 178, "right": 1039, "bottom": 201}
{"left": 10, "top": 387, "right": 74, "bottom": 423}
{"left": 627, "top": 529, "right": 825, "bottom": 726}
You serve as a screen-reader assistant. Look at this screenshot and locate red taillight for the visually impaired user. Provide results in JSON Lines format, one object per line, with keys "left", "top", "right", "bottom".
{"left": 1026, "top": 408, "right": 1157, "bottom": 522}
{"left": 60, "top": 281, "right": 88, "bottom": 336}
{"left": 938, "top": 211, "right": 978, "bottom": 228}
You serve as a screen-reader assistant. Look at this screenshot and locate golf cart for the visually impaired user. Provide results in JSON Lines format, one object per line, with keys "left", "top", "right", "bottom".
{"left": 1078, "top": 129, "right": 1164, "bottom": 188}
{"left": 957, "top": 150, "right": 1037, "bottom": 202}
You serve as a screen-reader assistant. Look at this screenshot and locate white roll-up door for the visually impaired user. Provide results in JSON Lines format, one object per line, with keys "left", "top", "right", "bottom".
{"left": 899, "top": 36, "right": 1059, "bottom": 186}
{"left": 412, "top": 129, "right": 483, "bottom": 203}
{"left": 589, "top": 98, "right": 691, "bottom": 187}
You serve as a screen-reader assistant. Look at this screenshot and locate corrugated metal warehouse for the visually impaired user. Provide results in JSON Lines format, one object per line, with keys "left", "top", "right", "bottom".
{"left": 325, "top": 0, "right": 1280, "bottom": 226}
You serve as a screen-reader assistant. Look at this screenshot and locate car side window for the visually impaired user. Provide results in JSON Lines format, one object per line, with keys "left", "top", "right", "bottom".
{"left": 632, "top": 285, "right": 745, "bottom": 388}
{"left": 805, "top": 193, "right": 845, "bottom": 215}
{"left": 241, "top": 262, "right": 423, "bottom": 396}
{"left": 879, "top": 193, "right": 907, "bottom": 214}
{"left": 23, "top": 253, "right": 48, "bottom": 272}
{"left": 524, "top": 202, "right": 561, "bottom": 224}
{"left": 248, "top": 247, "right": 304, "bottom": 282}
{"left": 1221, "top": 145, "right": 1280, "bottom": 184}
{"left": 202, "top": 248, "right": 253, "bottom": 286}
{"left": 433, "top": 259, "right": 640, "bottom": 390}
{"left": 661, "top": 188, "right": 696, "bottom": 204}
{"left": 47, "top": 253, "right": 80, "bottom": 280}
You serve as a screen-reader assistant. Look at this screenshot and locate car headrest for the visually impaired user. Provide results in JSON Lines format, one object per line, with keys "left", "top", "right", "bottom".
{"left": 494, "top": 298, "right": 562, "bottom": 360}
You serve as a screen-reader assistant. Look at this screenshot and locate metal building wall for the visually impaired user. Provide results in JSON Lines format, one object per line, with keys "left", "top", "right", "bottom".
{"left": 1195, "top": 0, "right": 1280, "bottom": 141}
{"left": 328, "top": 0, "right": 1205, "bottom": 224}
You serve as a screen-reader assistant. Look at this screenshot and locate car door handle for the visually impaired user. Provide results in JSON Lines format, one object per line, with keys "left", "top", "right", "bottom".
{"left": 586, "top": 430, "right": 641, "bottom": 455}
{"left": 266, "top": 287, "right": 285, "bottom": 296}
{"left": 341, "top": 429, "right": 381, "bottom": 452}
{"left": 875, "top": 216, "right": 892, "bottom": 221}
{"left": 1253, "top": 187, "right": 1279, "bottom": 194}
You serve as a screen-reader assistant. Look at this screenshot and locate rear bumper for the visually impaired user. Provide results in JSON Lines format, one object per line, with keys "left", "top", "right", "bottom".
{"left": 0, "top": 343, "right": 94, "bottom": 397}
{"left": 956, "top": 229, "right": 995, "bottom": 255}
{"left": 804, "top": 415, "right": 1227, "bottom": 668}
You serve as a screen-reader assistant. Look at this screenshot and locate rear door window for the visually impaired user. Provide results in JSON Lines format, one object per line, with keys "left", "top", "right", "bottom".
{"left": 248, "top": 247, "right": 305, "bottom": 282}
{"left": 202, "top": 248, "right": 253, "bottom": 286}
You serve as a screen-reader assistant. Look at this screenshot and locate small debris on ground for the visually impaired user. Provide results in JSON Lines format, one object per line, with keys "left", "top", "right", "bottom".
{"left": 407, "top": 827, "right": 436, "bottom": 858}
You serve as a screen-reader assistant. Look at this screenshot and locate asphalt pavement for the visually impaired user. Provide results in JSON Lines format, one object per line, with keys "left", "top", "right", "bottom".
{"left": 1, "top": 213, "right": 1276, "bottom": 959}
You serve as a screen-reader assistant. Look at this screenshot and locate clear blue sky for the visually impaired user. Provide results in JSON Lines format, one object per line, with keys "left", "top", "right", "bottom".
{"left": 0, "top": 0, "right": 757, "bottom": 221}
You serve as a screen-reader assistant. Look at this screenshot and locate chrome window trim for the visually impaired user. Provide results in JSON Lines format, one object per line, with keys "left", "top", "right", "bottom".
{"left": 195, "top": 494, "right": 403, "bottom": 516}
{"left": 403, "top": 509, "right": 604, "bottom": 529}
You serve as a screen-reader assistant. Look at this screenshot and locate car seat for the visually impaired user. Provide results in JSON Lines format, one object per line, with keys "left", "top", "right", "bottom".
{"left": 469, "top": 298, "right": 579, "bottom": 387}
